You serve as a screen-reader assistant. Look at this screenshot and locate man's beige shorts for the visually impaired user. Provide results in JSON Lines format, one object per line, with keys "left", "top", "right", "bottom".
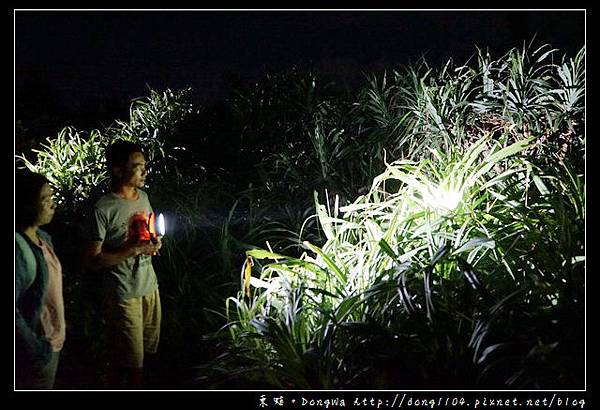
{"left": 106, "top": 288, "right": 161, "bottom": 368}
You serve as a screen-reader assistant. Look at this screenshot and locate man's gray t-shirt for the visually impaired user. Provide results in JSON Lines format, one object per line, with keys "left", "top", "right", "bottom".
{"left": 89, "top": 189, "right": 158, "bottom": 300}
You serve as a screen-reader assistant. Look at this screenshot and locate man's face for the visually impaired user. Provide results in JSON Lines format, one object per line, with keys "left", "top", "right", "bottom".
{"left": 119, "top": 151, "right": 147, "bottom": 188}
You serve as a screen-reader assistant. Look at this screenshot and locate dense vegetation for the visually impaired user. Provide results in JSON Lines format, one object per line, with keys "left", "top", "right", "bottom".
{"left": 17, "top": 41, "right": 584, "bottom": 389}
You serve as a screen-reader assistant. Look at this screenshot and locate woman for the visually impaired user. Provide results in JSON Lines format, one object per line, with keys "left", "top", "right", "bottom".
{"left": 15, "top": 170, "right": 65, "bottom": 389}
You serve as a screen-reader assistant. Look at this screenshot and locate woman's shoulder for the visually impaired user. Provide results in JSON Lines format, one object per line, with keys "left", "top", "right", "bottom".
{"left": 15, "top": 232, "right": 29, "bottom": 251}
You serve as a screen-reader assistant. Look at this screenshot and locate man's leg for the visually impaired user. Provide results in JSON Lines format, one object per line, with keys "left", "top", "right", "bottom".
{"left": 142, "top": 288, "right": 161, "bottom": 388}
{"left": 105, "top": 295, "right": 145, "bottom": 389}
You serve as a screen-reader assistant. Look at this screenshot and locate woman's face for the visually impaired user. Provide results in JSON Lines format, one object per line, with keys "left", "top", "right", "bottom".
{"left": 35, "top": 183, "right": 56, "bottom": 226}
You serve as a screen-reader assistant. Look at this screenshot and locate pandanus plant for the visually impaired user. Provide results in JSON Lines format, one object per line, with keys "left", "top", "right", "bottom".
{"left": 200, "top": 42, "right": 584, "bottom": 389}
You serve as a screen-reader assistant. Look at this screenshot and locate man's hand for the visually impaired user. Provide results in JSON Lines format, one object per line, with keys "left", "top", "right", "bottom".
{"left": 132, "top": 240, "right": 161, "bottom": 256}
{"left": 84, "top": 238, "right": 162, "bottom": 270}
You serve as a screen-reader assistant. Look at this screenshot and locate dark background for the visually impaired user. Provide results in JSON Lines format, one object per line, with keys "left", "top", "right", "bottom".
{"left": 15, "top": 10, "right": 585, "bottom": 141}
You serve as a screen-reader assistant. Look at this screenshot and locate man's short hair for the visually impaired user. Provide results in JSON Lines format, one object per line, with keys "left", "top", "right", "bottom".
{"left": 106, "top": 140, "right": 145, "bottom": 177}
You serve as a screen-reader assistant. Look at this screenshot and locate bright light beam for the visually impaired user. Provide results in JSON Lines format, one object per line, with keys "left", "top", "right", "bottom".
{"left": 422, "top": 185, "right": 462, "bottom": 212}
{"left": 157, "top": 213, "right": 166, "bottom": 236}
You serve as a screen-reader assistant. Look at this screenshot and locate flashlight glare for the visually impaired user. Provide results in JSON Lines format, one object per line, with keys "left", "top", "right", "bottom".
{"left": 423, "top": 186, "right": 462, "bottom": 212}
{"left": 157, "top": 213, "right": 166, "bottom": 236}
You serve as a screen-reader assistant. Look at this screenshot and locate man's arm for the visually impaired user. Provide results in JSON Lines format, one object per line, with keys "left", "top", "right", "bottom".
{"left": 83, "top": 240, "right": 159, "bottom": 271}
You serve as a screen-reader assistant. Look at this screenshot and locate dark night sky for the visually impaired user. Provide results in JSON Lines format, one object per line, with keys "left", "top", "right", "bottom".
{"left": 15, "top": 10, "right": 585, "bottom": 139}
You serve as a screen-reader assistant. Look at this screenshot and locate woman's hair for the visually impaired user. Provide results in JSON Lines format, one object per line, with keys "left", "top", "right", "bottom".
{"left": 15, "top": 169, "right": 50, "bottom": 229}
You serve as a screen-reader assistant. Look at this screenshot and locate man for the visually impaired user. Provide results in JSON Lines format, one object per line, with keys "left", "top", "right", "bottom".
{"left": 83, "top": 140, "right": 162, "bottom": 389}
